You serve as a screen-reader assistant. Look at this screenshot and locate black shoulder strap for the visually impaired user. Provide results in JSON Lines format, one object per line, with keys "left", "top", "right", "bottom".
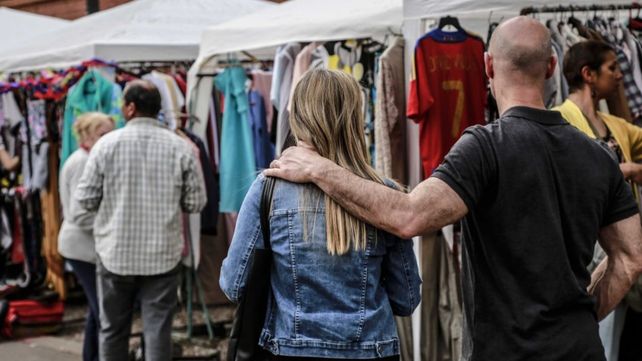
{"left": 260, "top": 176, "right": 276, "bottom": 251}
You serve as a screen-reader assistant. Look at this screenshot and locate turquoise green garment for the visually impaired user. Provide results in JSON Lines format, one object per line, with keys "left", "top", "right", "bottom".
{"left": 110, "top": 84, "right": 125, "bottom": 129}
{"left": 215, "top": 67, "right": 256, "bottom": 212}
{"left": 61, "top": 70, "right": 122, "bottom": 167}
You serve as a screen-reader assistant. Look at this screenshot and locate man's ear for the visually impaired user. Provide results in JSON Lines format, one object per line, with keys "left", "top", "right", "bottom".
{"left": 124, "top": 102, "right": 136, "bottom": 118}
{"left": 545, "top": 55, "right": 557, "bottom": 80}
{"left": 484, "top": 52, "right": 494, "bottom": 79}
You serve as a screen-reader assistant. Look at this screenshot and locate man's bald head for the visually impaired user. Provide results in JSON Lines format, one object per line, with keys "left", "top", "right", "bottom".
{"left": 123, "top": 80, "right": 162, "bottom": 119}
{"left": 488, "top": 16, "right": 553, "bottom": 80}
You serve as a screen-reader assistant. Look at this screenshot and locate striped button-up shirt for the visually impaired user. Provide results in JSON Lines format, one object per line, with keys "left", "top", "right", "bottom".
{"left": 74, "top": 117, "right": 206, "bottom": 275}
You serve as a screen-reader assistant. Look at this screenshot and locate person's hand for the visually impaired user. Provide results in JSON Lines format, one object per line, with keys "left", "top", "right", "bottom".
{"left": 264, "top": 143, "right": 333, "bottom": 183}
{"left": 0, "top": 149, "right": 19, "bottom": 172}
{"left": 620, "top": 162, "right": 642, "bottom": 184}
{"left": 6, "top": 156, "right": 19, "bottom": 172}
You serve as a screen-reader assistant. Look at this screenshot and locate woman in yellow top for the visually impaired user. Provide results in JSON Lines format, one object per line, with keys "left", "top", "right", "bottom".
{"left": 554, "top": 40, "right": 642, "bottom": 361}
{"left": 555, "top": 40, "right": 642, "bottom": 200}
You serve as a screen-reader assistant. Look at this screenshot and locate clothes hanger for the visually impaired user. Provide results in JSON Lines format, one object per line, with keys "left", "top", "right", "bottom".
{"left": 629, "top": 3, "right": 642, "bottom": 31}
{"left": 241, "top": 51, "right": 260, "bottom": 63}
{"left": 383, "top": 27, "right": 403, "bottom": 47}
{"left": 634, "top": 3, "right": 642, "bottom": 21}
{"left": 584, "top": 7, "right": 591, "bottom": 24}
{"left": 387, "top": 26, "right": 402, "bottom": 37}
{"left": 567, "top": 6, "right": 582, "bottom": 29}
{"left": 437, "top": 15, "right": 464, "bottom": 33}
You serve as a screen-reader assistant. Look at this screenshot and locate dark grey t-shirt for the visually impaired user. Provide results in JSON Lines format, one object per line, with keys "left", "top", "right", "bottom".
{"left": 432, "top": 106, "right": 638, "bottom": 361}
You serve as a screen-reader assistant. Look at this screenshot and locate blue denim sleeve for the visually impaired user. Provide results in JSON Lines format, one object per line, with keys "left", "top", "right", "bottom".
{"left": 382, "top": 232, "right": 421, "bottom": 316}
{"left": 219, "top": 174, "right": 266, "bottom": 303}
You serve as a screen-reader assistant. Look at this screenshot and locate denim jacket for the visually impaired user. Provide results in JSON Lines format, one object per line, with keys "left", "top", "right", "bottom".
{"left": 220, "top": 174, "right": 421, "bottom": 359}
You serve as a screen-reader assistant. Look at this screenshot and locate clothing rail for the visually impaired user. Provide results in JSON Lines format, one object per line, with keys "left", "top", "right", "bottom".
{"left": 520, "top": 3, "right": 641, "bottom": 16}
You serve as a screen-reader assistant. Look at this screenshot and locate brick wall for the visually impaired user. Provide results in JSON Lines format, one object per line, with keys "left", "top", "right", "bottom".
{"left": 99, "top": 0, "right": 129, "bottom": 11}
{"left": 0, "top": 0, "right": 131, "bottom": 19}
{"left": 0, "top": 0, "right": 287, "bottom": 19}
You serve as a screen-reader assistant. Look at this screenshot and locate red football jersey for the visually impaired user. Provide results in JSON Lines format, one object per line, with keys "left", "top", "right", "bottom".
{"left": 408, "top": 28, "right": 487, "bottom": 177}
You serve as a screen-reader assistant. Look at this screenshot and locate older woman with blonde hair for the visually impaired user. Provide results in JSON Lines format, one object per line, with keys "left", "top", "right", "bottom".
{"left": 221, "top": 69, "right": 421, "bottom": 360}
{"left": 58, "top": 112, "right": 114, "bottom": 361}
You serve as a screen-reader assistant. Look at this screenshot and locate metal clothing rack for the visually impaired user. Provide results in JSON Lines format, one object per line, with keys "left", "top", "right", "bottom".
{"left": 520, "top": 3, "right": 641, "bottom": 16}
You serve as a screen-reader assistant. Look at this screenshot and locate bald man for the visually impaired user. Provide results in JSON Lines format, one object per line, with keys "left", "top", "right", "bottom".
{"left": 265, "top": 16, "right": 642, "bottom": 360}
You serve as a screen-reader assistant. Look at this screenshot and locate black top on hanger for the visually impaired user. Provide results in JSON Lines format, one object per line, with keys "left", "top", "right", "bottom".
{"left": 438, "top": 16, "right": 464, "bottom": 32}
{"left": 568, "top": 16, "right": 583, "bottom": 27}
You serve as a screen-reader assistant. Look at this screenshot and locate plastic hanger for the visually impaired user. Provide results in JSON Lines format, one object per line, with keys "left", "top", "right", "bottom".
{"left": 567, "top": 6, "right": 582, "bottom": 29}
{"left": 438, "top": 16, "right": 464, "bottom": 33}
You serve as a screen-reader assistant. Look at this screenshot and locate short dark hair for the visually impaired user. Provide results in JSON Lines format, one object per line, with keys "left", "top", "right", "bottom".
{"left": 563, "top": 41, "right": 615, "bottom": 92}
{"left": 123, "top": 80, "right": 162, "bottom": 117}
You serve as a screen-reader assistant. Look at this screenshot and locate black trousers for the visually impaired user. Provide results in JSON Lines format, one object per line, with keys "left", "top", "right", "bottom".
{"left": 67, "top": 259, "right": 99, "bottom": 361}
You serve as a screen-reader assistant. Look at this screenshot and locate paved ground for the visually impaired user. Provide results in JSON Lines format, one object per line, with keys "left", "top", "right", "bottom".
{"left": 0, "top": 336, "right": 81, "bottom": 361}
{"left": 0, "top": 301, "right": 234, "bottom": 361}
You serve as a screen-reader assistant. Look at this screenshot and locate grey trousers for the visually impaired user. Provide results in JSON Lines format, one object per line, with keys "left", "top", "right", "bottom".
{"left": 96, "top": 261, "right": 181, "bottom": 361}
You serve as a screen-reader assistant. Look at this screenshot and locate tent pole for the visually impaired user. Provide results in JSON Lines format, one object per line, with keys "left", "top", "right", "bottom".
{"left": 521, "top": 3, "right": 639, "bottom": 16}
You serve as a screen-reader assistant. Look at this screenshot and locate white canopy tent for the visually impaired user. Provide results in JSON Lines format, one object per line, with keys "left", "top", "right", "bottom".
{"left": 189, "top": 0, "right": 401, "bottom": 81}
{"left": 187, "top": 0, "right": 402, "bottom": 121}
{"left": 196, "top": 0, "right": 401, "bottom": 61}
{"left": 0, "top": 0, "right": 275, "bottom": 72}
{"left": 0, "top": 7, "right": 68, "bottom": 54}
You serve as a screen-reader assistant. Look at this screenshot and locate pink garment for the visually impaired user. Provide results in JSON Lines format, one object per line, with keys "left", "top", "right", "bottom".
{"left": 224, "top": 213, "right": 238, "bottom": 247}
{"left": 375, "top": 36, "right": 407, "bottom": 184}
{"left": 251, "top": 70, "right": 274, "bottom": 134}
{"left": 288, "top": 42, "right": 320, "bottom": 112}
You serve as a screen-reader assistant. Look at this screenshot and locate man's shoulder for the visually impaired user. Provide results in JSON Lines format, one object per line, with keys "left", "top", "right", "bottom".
{"left": 151, "top": 129, "right": 197, "bottom": 159}
{"left": 166, "top": 131, "right": 194, "bottom": 152}
{"left": 90, "top": 129, "right": 123, "bottom": 153}
{"left": 121, "top": 123, "right": 184, "bottom": 143}
{"left": 460, "top": 123, "right": 496, "bottom": 145}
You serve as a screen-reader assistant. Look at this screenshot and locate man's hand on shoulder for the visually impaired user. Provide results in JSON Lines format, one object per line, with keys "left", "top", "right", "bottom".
{"left": 264, "top": 143, "right": 336, "bottom": 184}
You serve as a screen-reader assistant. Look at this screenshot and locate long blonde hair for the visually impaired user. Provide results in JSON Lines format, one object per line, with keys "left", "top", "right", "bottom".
{"left": 73, "top": 112, "right": 113, "bottom": 145}
{"left": 290, "top": 69, "right": 384, "bottom": 255}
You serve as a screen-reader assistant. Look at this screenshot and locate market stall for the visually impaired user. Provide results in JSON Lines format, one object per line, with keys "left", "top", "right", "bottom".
{"left": 0, "top": 0, "right": 274, "bottom": 72}
{"left": 0, "top": 0, "right": 276, "bottom": 330}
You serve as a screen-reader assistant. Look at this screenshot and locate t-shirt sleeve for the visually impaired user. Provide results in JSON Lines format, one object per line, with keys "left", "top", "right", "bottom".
{"left": 407, "top": 41, "right": 434, "bottom": 122}
{"left": 431, "top": 127, "right": 496, "bottom": 210}
{"left": 603, "top": 161, "right": 639, "bottom": 227}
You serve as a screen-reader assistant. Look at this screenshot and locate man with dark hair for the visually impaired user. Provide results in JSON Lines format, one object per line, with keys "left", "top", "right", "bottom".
{"left": 266, "top": 16, "right": 642, "bottom": 360}
{"left": 121, "top": 81, "right": 162, "bottom": 117}
{"left": 74, "top": 80, "right": 206, "bottom": 361}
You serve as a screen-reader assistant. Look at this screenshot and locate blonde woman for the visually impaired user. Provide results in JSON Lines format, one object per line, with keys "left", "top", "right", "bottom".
{"left": 58, "top": 112, "right": 114, "bottom": 361}
{"left": 220, "top": 69, "right": 421, "bottom": 360}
